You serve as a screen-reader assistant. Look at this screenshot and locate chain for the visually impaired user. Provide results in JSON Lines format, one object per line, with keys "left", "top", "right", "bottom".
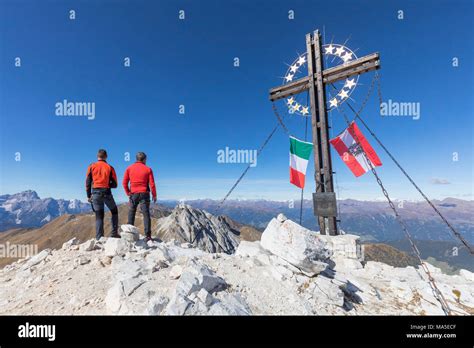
{"left": 344, "top": 73, "right": 473, "bottom": 254}
{"left": 272, "top": 103, "right": 290, "bottom": 135}
{"left": 331, "top": 74, "right": 473, "bottom": 253}
{"left": 332, "top": 76, "right": 453, "bottom": 315}
{"left": 357, "top": 70, "right": 379, "bottom": 116}
{"left": 217, "top": 121, "right": 280, "bottom": 208}
{"left": 368, "top": 161, "right": 453, "bottom": 315}
{"left": 355, "top": 111, "right": 473, "bottom": 254}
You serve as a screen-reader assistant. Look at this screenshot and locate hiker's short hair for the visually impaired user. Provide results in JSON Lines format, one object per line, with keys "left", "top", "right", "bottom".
{"left": 136, "top": 152, "right": 147, "bottom": 162}
{"left": 97, "top": 149, "right": 107, "bottom": 159}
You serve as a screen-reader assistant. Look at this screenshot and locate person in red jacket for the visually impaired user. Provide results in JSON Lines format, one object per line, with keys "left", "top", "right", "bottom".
{"left": 123, "top": 152, "right": 157, "bottom": 241}
{"left": 86, "top": 149, "right": 120, "bottom": 239}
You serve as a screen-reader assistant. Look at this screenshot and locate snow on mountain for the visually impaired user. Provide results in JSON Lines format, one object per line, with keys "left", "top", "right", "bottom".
{"left": 0, "top": 214, "right": 472, "bottom": 315}
{"left": 0, "top": 190, "right": 90, "bottom": 231}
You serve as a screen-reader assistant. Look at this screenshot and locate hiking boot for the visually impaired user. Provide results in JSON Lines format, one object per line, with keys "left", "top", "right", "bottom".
{"left": 144, "top": 236, "right": 152, "bottom": 242}
{"left": 110, "top": 233, "right": 121, "bottom": 238}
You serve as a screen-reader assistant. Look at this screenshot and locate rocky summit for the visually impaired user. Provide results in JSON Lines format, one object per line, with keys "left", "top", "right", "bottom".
{"left": 154, "top": 204, "right": 241, "bottom": 254}
{"left": 0, "top": 215, "right": 472, "bottom": 315}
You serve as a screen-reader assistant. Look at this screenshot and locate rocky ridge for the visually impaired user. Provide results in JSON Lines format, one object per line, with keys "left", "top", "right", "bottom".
{"left": 0, "top": 214, "right": 472, "bottom": 315}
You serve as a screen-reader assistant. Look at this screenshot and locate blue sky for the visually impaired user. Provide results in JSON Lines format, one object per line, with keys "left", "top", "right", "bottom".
{"left": 0, "top": 0, "right": 472, "bottom": 202}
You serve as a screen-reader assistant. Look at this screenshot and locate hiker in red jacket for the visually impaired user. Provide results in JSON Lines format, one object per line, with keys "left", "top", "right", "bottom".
{"left": 122, "top": 152, "right": 157, "bottom": 241}
{"left": 86, "top": 149, "right": 120, "bottom": 240}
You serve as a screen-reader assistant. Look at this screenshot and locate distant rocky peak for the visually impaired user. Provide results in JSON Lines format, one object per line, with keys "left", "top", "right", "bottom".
{"left": 13, "top": 190, "right": 40, "bottom": 201}
{"left": 155, "top": 204, "right": 240, "bottom": 254}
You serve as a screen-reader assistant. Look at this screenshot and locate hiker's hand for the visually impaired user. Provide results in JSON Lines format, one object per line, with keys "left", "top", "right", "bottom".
{"left": 153, "top": 197, "right": 157, "bottom": 204}
{"left": 87, "top": 197, "right": 92, "bottom": 203}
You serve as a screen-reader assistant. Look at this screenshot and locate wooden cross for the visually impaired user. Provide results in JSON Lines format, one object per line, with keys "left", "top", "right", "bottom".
{"left": 269, "top": 29, "right": 380, "bottom": 235}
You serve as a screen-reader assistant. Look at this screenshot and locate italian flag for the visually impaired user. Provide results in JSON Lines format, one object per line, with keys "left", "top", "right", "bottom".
{"left": 330, "top": 121, "right": 382, "bottom": 177}
{"left": 289, "top": 136, "right": 313, "bottom": 189}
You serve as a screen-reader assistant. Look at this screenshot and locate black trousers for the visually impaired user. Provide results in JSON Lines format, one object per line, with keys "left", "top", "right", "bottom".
{"left": 128, "top": 192, "right": 151, "bottom": 237}
{"left": 91, "top": 188, "right": 118, "bottom": 239}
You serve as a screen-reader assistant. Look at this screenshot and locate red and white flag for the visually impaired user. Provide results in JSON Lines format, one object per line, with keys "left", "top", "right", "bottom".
{"left": 330, "top": 121, "right": 382, "bottom": 177}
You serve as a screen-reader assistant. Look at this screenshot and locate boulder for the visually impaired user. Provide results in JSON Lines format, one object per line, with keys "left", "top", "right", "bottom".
{"left": 146, "top": 245, "right": 173, "bottom": 264}
{"left": 79, "top": 239, "right": 96, "bottom": 252}
{"left": 176, "top": 260, "right": 227, "bottom": 297}
{"left": 120, "top": 224, "right": 139, "bottom": 242}
{"left": 62, "top": 238, "right": 80, "bottom": 250}
{"left": 193, "top": 288, "right": 216, "bottom": 307}
{"left": 312, "top": 276, "right": 345, "bottom": 307}
{"left": 21, "top": 249, "right": 51, "bottom": 270}
{"left": 208, "top": 294, "right": 252, "bottom": 315}
{"left": 260, "top": 217, "right": 331, "bottom": 276}
{"left": 147, "top": 296, "right": 169, "bottom": 315}
{"left": 104, "top": 238, "right": 131, "bottom": 257}
{"left": 277, "top": 213, "right": 287, "bottom": 222}
{"left": 122, "top": 277, "right": 145, "bottom": 296}
{"left": 74, "top": 255, "right": 90, "bottom": 266}
{"left": 169, "top": 265, "right": 184, "bottom": 279}
{"left": 100, "top": 256, "right": 112, "bottom": 266}
{"left": 164, "top": 294, "right": 193, "bottom": 315}
{"left": 105, "top": 281, "right": 125, "bottom": 313}
{"left": 114, "top": 259, "right": 147, "bottom": 281}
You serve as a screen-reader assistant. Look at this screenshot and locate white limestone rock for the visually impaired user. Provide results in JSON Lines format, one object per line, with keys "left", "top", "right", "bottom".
{"left": 276, "top": 213, "right": 287, "bottom": 222}
{"left": 122, "top": 277, "right": 145, "bottom": 296}
{"left": 120, "top": 224, "right": 140, "bottom": 242}
{"left": 62, "top": 238, "right": 80, "bottom": 250}
{"left": 311, "top": 275, "right": 345, "bottom": 307}
{"left": 79, "top": 239, "right": 96, "bottom": 252}
{"left": 164, "top": 294, "right": 193, "bottom": 315}
{"left": 176, "top": 260, "right": 227, "bottom": 297}
{"left": 21, "top": 249, "right": 51, "bottom": 270}
{"left": 147, "top": 296, "right": 169, "bottom": 315}
{"left": 104, "top": 238, "right": 131, "bottom": 257}
{"left": 145, "top": 244, "right": 173, "bottom": 266}
{"left": 74, "top": 255, "right": 90, "bottom": 266}
{"left": 105, "top": 281, "right": 125, "bottom": 313}
{"left": 169, "top": 265, "right": 184, "bottom": 280}
{"left": 208, "top": 294, "right": 252, "bottom": 315}
{"left": 114, "top": 259, "right": 147, "bottom": 281}
{"left": 260, "top": 217, "right": 331, "bottom": 276}
{"left": 270, "top": 264, "right": 294, "bottom": 281}
{"left": 197, "top": 288, "right": 215, "bottom": 306}
{"left": 459, "top": 269, "right": 474, "bottom": 282}
{"left": 235, "top": 241, "right": 266, "bottom": 258}
{"left": 2, "top": 209, "right": 474, "bottom": 317}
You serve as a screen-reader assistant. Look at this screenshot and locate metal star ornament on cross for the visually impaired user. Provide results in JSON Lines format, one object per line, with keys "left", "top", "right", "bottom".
{"left": 284, "top": 43, "right": 359, "bottom": 116}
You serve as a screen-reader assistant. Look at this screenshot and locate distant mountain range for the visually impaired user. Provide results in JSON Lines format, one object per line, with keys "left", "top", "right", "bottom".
{"left": 0, "top": 190, "right": 472, "bottom": 272}
{"left": 0, "top": 190, "right": 91, "bottom": 231}
{"left": 159, "top": 198, "right": 474, "bottom": 244}
{"left": 2, "top": 191, "right": 473, "bottom": 245}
